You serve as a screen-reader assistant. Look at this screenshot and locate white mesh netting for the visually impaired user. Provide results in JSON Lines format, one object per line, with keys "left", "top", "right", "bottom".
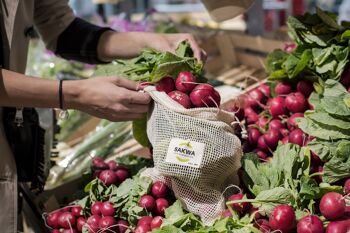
{"left": 141, "top": 86, "right": 242, "bottom": 225}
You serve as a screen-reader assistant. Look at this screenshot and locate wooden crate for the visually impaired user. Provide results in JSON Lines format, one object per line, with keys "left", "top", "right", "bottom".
{"left": 201, "top": 32, "right": 286, "bottom": 87}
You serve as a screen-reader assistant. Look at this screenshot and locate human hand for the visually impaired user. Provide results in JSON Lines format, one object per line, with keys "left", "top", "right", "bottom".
{"left": 64, "top": 77, "right": 151, "bottom": 121}
{"left": 145, "top": 33, "right": 207, "bottom": 63}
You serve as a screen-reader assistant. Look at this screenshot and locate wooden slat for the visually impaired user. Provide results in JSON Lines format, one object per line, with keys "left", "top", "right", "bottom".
{"left": 235, "top": 51, "right": 267, "bottom": 69}
{"left": 215, "top": 34, "right": 238, "bottom": 67}
{"left": 204, "top": 56, "right": 225, "bottom": 75}
{"left": 230, "top": 34, "right": 284, "bottom": 53}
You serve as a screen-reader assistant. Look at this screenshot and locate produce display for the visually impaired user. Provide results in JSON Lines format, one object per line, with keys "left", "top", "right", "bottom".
{"left": 44, "top": 8, "right": 350, "bottom": 233}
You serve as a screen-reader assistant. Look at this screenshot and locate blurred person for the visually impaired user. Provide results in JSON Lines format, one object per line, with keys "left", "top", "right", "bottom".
{"left": 0, "top": 1, "right": 205, "bottom": 232}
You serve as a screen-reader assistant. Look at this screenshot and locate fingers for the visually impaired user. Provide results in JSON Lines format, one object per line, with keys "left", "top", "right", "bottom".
{"left": 182, "top": 34, "right": 206, "bottom": 63}
{"left": 121, "top": 90, "right": 152, "bottom": 105}
{"left": 122, "top": 103, "right": 150, "bottom": 113}
{"left": 110, "top": 77, "right": 138, "bottom": 91}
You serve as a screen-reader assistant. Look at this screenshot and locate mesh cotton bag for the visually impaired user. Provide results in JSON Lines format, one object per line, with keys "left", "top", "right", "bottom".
{"left": 141, "top": 86, "right": 243, "bottom": 225}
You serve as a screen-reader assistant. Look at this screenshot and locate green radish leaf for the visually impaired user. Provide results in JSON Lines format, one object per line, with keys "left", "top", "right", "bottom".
{"left": 132, "top": 116, "right": 150, "bottom": 148}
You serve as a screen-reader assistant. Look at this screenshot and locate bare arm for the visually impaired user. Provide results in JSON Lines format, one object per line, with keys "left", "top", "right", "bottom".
{"left": 97, "top": 32, "right": 206, "bottom": 62}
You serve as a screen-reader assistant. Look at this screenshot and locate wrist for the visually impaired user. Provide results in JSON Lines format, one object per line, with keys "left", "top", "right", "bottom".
{"left": 63, "top": 80, "right": 82, "bottom": 110}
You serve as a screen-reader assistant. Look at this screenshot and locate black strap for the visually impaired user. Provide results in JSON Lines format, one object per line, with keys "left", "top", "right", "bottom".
{"left": 55, "top": 17, "right": 112, "bottom": 64}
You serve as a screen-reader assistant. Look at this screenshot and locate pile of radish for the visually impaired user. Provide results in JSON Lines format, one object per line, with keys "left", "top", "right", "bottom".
{"left": 91, "top": 157, "right": 130, "bottom": 186}
{"left": 155, "top": 71, "right": 221, "bottom": 108}
{"left": 46, "top": 180, "right": 172, "bottom": 233}
{"left": 227, "top": 80, "right": 314, "bottom": 160}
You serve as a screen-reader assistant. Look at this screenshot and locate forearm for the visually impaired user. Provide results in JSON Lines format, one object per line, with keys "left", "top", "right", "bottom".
{"left": 0, "top": 69, "right": 79, "bottom": 108}
{"left": 97, "top": 32, "right": 166, "bottom": 61}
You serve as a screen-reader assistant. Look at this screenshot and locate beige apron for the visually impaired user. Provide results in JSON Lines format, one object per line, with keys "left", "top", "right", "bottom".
{"left": 1, "top": 0, "right": 74, "bottom": 232}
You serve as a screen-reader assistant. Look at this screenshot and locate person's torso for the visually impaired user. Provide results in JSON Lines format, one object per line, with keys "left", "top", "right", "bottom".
{"left": 0, "top": 0, "right": 34, "bottom": 73}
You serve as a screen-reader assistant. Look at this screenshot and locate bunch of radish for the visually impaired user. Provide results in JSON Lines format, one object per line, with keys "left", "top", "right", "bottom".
{"left": 227, "top": 80, "right": 316, "bottom": 161}
{"left": 91, "top": 157, "right": 130, "bottom": 186}
{"left": 135, "top": 181, "right": 173, "bottom": 233}
{"left": 46, "top": 180, "right": 172, "bottom": 233}
{"left": 155, "top": 71, "right": 221, "bottom": 109}
{"left": 46, "top": 205, "right": 84, "bottom": 233}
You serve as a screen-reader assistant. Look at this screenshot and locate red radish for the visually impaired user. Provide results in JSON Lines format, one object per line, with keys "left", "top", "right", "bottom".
{"left": 168, "top": 91, "right": 192, "bottom": 109}
{"left": 135, "top": 224, "right": 152, "bottom": 233}
{"left": 115, "top": 168, "right": 129, "bottom": 183}
{"left": 58, "top": 212, "right": 76, "bottom": 229}
{"left": 280, "top": 128, "right": 289, "bottom": 137}
{"left": 249, "top": 207, "right": 262, "bottom": 219}
{"left": 92, "top": 157, "right": 108, "bottom": 170}
{"left": 326, "top": 221, "right": 348, "bottom": 233}
{"left": 61, "top": 207, "right": 72, "bottom": 212}
{"left": 190, "top": 84, "right": 220, "bottom": 107}
{"left": 257, "top": 117, "right": 269, "bottom": 129}
{"left": 137, "top": 216, "right": 153, "bottom": 227}
{"left": 344, "top": 179, "right": 350, "bottom": 194}
{"left": 297, "top": 80, "right": 314, "bottom": 97}
{"left": 155, "top": 198, "right": 169, "bottom": 216}
{"left": 98, "top": 170, "right": 118, "bottom": 186}
{"left": 341, "top": 66, "right": 350, "bottom": 88}
{"left": 254, "top": 219, "right": 272, "bottom": 233}
{"left": 263, "top": 129, "right": 282, "bottom": 150}
{"left": 254, "top": 149, "right": 268, "bottom": 160}
{"left": 47, "top": 211, "right": 62, "bottom": 229}
{"left": 282, "top": 136, "right": 289, "bottom": 144}
{"left": 269, "top": 204, "right": 295, "bottom": 232}
{"left": 86, "top": 215, "right": 101, "bottom": 233}
{"left": 285, "top": 92, "right": 307, "bottom": 113}
{"left": 227, "top": 193, "right": 251, "bottom": 215}
{"left": 99, "top": 216, "right": 116, "bottom": 231}
{"left": 116, "top": 219, "right": 129, "bottom": 233}
{"left": 107, "top": 160, "right": 117, "bottom": 170}
{"left": 297, "top": 215, "right": 324, "bottom": 233}
{"left": 101, "top": 201, "right": 115, "bottom": 216}
{"left": 320, "top": 192, "right": 346, "bottom": 220}
{"left": 138, "top": 195, "right": 156, "bottom": 211}
{"left": 257, "top": 136, "right": 269, "bottom": 152}
{"left": 151, "top": 181, "right": 168, "bottom": 198}
{"left": 287, "top": 113, "right": 304, "bottom": 130}
{"left": 71, "top": 206, "right": 83, "bottom": 217}
{"left": 52, "top": 230, "right": 60, "bottom": 233}
{"left": 258, "top": 84, "right": 271, "bottom": 97}
{"left": 245, "top": 89, "right": 266, "bottom": 109}
{"left": 175, "top": 71, "right": 197, "bottom": 93}
{"left": 221, "top": 209, "right": 232, "bottom": 218}
{"left": 156, "top": 76, "right": 175, "bottom": 93}
{"left": 93, "top": 170, "right": 102, "bottom": 179}
{"left": 246, "top": 112, "right": 259, "bottom": 125}
{"left": 269, "top": 119, "right": 285, "bottom": 131}
{"left": 248, "top": 128, "right": 262, "bottom": 146}
{"left": 62, "top": 229, "right": 78, "bottom": 233}
{"left": 226, "top": 105, "right": 245, "bottom": 121}
{"left": 76, "top": 217, "right": 86, "bottom": 232}
{"left": 284, "top": 43, "right": 297, "bottom": 53}
{"left": 311, "top": 151, "right": 322, "bottom": 166}
{"left": 269, "top": 96, "right": 288, "bottom": 118}
{"left": 151, "top": 216, "right": 163, "bottom": 229}
{"left": 289, "top": 128, "right": 306, "bottom": 146}
{"left": 91, "top": 202, "right": 103, "bottom": 215}
{"left": 275, "top": 82, "right": 293, "bottom": 95}
{"left": 312, "top": 166, "right": 323, "bottom": 183}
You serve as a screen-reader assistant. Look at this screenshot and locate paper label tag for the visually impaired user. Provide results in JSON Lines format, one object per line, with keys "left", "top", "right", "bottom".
{"left": 165, "top": 138, "right": 205, "bottom": 168}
